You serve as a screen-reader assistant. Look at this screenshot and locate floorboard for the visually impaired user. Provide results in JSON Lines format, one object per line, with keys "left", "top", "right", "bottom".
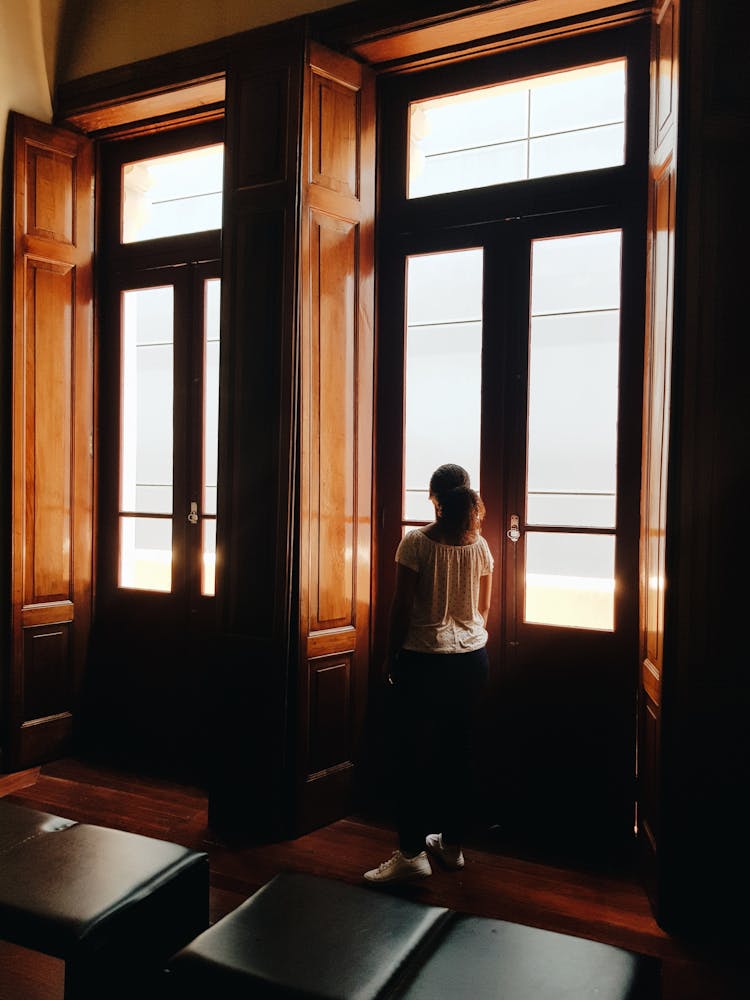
{"left": 1, "top": 758, "right": 746, "bottom": 999}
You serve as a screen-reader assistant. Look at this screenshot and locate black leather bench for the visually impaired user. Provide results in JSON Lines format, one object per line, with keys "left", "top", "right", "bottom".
{"left": 165, "top": 871, "right": 659, "bottom": 999}
{"left": 0, "top": 798, "right": 209, "bottom": 999}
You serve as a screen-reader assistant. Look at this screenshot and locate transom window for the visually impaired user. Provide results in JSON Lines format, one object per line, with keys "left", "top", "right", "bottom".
{"left": 408, "top": 59, "right": 626, "bottom": 198}
{"left": 122, "top": 144, "right": 224, "bottom": 242}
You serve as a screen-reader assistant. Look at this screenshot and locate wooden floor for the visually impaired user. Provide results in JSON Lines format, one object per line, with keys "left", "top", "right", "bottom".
{"left": 1, "top": 757, "right": 747, "bottom": 999}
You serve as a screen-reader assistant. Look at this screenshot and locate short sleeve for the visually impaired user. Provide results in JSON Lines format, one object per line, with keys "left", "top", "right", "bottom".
{"left": 480, "top": 536, "right": 494, "bottom": 574}
{"left": 395, "top": 530, "right": 422, "bottom": 573}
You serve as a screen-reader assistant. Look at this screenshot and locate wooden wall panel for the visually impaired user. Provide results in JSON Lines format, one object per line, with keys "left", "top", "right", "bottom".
{"left": 208, "top": 24, "right": 305, "bottom": 840}
{"left": 311, "top": 76, "right": 359, "bottom": 197}
{"left": 637, "top": 0, "right": 678, "bottom": 916}
{"left": 654, "top": 0, "right": 676, "bottom": 146}
{"left": 235, "top": 70, "right": 291, "bottom": 188}
{"left": 25, "top": 146, "right": 76, "bottom": 243}
{"left": 8, "top": 115, "right": 94, "bottom": 771}
{"left": 308, "top": 655, "right": 352, "bottom": 775}
{"left": 642, "top": 165, "right": 673, "bottom": 669}
{"left": 309, "top": 212, "right": 356, "bottom": 630}
{"left": 654, "top": 0, "right": 750, "bottom": 936}
{"left": 216, "top": 25, "right": 304, "bottom": 644}
{"left": 22, "top": 623, "right": 71, "bottom": 723}
{"left": 297, "top": 41, "right": 375, "bottom": 832}
{"left": 221, "top": 209, "right": 287, "bottom": 632}
{"left": 25, "top": 262, "right": 74, "bottom": 605}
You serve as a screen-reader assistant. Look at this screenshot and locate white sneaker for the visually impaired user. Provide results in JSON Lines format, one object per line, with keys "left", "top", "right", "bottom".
{"left": 425, "top": 833, "right": 465, "bottom": 869}
{"left": 363, "top": 850, "right": 432, "bottom": 883}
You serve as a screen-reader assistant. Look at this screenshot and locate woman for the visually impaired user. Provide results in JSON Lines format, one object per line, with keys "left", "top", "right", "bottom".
{"left": 364, "top": 463, "right": 493, "bottom": 883}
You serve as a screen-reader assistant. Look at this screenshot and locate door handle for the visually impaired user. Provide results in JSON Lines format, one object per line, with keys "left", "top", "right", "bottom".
{"left": 507, "top": 513, "right": 521, "bottom": 542}
{"left": 187, "top": 500, "right": 199, "bottom": 525}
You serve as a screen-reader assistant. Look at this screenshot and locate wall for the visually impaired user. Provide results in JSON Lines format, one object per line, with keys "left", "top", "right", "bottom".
{"left": 57, "top": 0, "right": 349, "bottom": 82}
{"left": 0, "top": 0, "right": 61, "bottom": 379}
{"left": 0, "top": 0, "right": 58, "bottom": 201}
{"left": 0, "top": 0, "right": 65, "bottom": 310}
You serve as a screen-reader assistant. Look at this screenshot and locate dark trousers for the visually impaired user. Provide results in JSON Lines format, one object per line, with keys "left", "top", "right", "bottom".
{"left": 389, "top": 646, "right": 489, "bottom": 857}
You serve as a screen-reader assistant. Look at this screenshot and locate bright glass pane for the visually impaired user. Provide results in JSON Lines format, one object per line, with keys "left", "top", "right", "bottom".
{"left": 525, "top": 532, "right": 615, "bottom": 631}
{"left": 411, "top": 140, "right": 527, "bottom": 198}
{"left": 120, "top": 287, "right": 173, "bottom": 516}
{"left": 119, "top": 517, "right": 172, "bottom": 592}
{"left": 527, "top": 232, "right": 620, "bottom": 530}
{"left": 122, "top": 144, "right": 223, "bottom": 243}
{"left": 202, "top": 519, "right": 216, "bottom": 597}
{"left": 529, "top": 62, "right": 626, "bottom": 135}
{"left": 404, "top": 250, "right": 483, "bottom": 522}
{"left": 203, "top": 279, "right": 220, "bottom": 517}
{"left": 120, "top": 287, "right": 173, "bottom": 592}
{"left": 529, "top": 123, "right": 624, "bottom": 178}
{"left": 531, "top": 230, "right": 622, "bottom": 315}
{"left": 408, "top": 59, "right": 625, "bottom": 199}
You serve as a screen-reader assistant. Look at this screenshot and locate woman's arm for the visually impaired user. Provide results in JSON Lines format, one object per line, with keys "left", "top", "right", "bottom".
{"left": 386, "top": 562, "right": 418, "bottom": 659}
{"left": 478, "top": 572, "right": 492, "bottom": 627}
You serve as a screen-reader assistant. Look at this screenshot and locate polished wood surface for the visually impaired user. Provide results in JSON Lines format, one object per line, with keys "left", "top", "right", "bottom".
{"left": 208, "top": 24, "right": 306, "bottom": 841}
{"left": 0, "top": 758, "right": 747, "bottom": 1000}
{"left": 637, "top": 0, "right": 678, "bottom": 922}
{"left": 321, "top": 0, "right": 652, "bottom": 69}
{"left": 8, "top": 115, "right": 94, "bottom": 771}
{"left": 642, "top": 0, "right": 750, "bottom": 939}
{"left": 296, "top": 41, "right": 376, "bottom": 832}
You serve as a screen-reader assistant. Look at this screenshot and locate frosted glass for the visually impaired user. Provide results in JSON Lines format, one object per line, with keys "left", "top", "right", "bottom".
{"left": 408, "top": 59, "right": 626, "bottom": 199}
{"left": 411, "top": 140, "right": 527, "bottom": 198}
{"left": 122, "top": 144, "right": 223, "bottom": 243}
{"left": 203, "top": 279, "right": 220, "bottom": 516}
{"left": 135, "top": 484, "right": 172, "bottom": 515}
{"left": 529, "top": 123, "right": 624, "bottom": 179}
{"left": 414, "top": 88, "right": 528, "bottom": 153}
{"left": 407, "top": 249, "right": 483, "bottom": 326}
{"left": 529, "top": 62, "right": 625, "bottom": 135}
{"left": 202, "top": 519, "right": 216, "bottom": 597}
{"left": 527, "top": 309, "right": 619, "bottom": 527}
{"left": 531, "top": 231, "right": 621, "bottom": 316}
{"left": 404, "top": 250, "right": 483, "bottom": 521}
{"left": 120, "top": 287, "right": 173, "bottom": 514}
{"left": 119, "top": 517, "right": 172, "bottom": 592}
{"left": 525, "top": 532, "right": 615, "bottom": 631}
{"left": 523, "top": 231, "right": 621, "bottom": 629}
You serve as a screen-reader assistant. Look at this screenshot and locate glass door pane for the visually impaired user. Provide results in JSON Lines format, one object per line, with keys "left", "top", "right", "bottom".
{"left": 403, "top": 249, "right": 483, "bottom": 525}
{"left": 201, "top": 277, "right": 220, "bottom": 596}
{"left": 524, "top": 230, "right": 622, "bottom": 630}
{"left": 119, "top": 285, "right": 174, "bottom": 592}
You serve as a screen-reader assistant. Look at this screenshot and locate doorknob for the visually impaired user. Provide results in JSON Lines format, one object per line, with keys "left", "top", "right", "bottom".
{"left": 507, "top": 514, "right": 521, "bottom": 542}
{"left": 187, "top": 501, "right": 199, "bottom": 525}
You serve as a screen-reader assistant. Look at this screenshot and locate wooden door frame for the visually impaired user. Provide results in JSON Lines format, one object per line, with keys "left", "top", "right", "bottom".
{"left": 371, "top": 21, "right": 649, "bottom": 848}
{"left": 373, "top": 20, "right": 649, "bottom": 650}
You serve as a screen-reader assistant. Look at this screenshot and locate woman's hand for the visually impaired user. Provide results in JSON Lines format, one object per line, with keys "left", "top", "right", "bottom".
{"left": 383, "top": 652, "right": 398, "bottom": 686}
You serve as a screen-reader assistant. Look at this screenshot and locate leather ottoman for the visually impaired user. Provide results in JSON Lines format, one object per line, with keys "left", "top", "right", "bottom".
{"left": 165, "top": 871, "right": 451, "bottom": 999}
{"left": 0, "top": 799, "right": 209, "bottom": 999}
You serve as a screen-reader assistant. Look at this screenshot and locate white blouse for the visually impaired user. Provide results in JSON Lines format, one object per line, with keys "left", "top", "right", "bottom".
{"left": 396, "top": 528, "right": 494, "bottom": 654}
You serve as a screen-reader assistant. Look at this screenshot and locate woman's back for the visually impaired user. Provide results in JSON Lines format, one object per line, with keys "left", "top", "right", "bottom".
{"left": 396, "top": 528, "right": 493, "bottom": 653}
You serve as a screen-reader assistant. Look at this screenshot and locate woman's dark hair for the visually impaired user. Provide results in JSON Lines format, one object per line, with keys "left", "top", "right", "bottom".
{"left": 429, "top": 464, "right": 485, "bottom": 541}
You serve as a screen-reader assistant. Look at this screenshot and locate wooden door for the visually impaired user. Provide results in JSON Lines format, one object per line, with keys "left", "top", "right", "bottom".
{"left": 296, "top": 41, "right": 375, "bottom": 832}
{"left": 496, "top": 211, "right": 644, "bottom": 855}
{"left": 6, "top": 114, "right": 94, "bottom": 770}
{"left": 375, "top": 210, "right": 644, "bottom": 856}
